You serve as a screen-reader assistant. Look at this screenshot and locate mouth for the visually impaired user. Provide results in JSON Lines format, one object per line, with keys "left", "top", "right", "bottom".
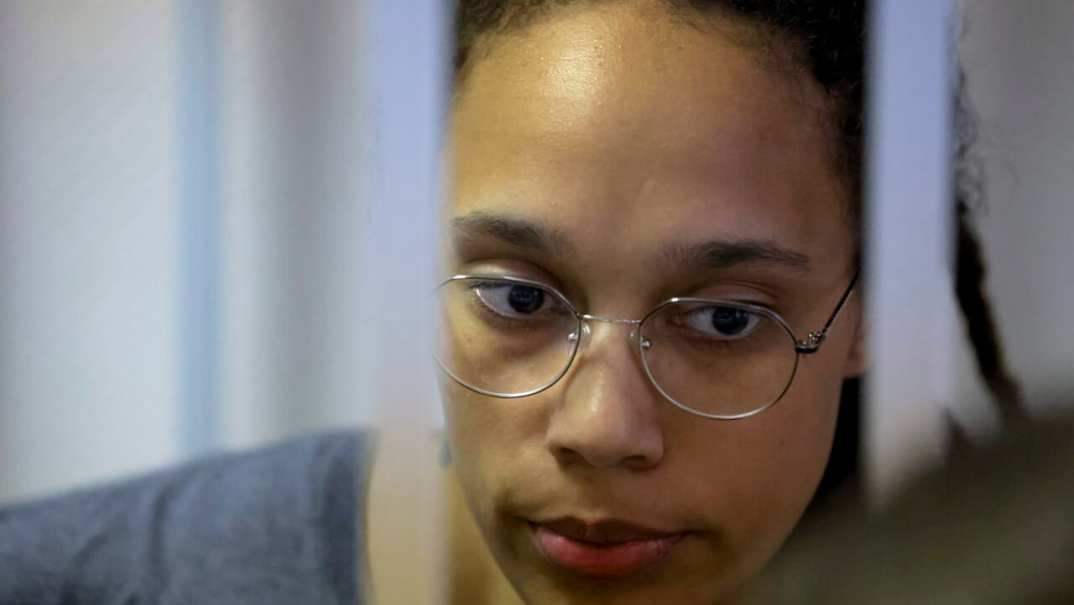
{"left": 528, "top": 518, "right": 689, "bottom": 578}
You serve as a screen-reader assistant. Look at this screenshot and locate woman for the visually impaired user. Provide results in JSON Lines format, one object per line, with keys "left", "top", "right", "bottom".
{"left": 432, "top": 0, "right": 1017, "bottom": 603}
{"left": 436, "top": 2, "right": 865, "bottom": 603}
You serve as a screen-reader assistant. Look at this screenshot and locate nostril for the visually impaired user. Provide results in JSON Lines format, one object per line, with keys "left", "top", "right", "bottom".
{"left": 551, "top": 445, "right": 585, "bottom": 466}
{"left": 622, "top": 453, "right": 658, "bottom": 470}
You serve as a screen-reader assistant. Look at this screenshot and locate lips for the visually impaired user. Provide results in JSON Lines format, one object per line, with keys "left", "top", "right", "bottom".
{"left": 530, "top": 518, "right": 687, "bottom": 578}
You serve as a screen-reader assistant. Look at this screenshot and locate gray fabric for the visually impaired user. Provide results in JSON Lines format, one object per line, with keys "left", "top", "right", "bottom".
{"left": 0, "top": 431, "right": 369, "bottom": 605}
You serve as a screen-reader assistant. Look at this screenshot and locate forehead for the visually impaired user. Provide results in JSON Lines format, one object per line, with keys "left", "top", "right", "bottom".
{"left": 450, "top": 2, "right": 851, "bottom": 281}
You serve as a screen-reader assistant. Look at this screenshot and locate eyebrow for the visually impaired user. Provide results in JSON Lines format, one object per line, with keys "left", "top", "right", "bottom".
{"left": 451, "top": 211, "right": 574, "bottom": 257}
{"left": 451, "top": 211, "right": 810, "bottom": 273}
{"left": 664, "top": 239, "right": 811, "bottom": 273}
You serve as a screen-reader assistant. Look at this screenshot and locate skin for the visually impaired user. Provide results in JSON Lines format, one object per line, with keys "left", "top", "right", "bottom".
{"left": 441, "top": 2, "right": 867, "bottom": 603}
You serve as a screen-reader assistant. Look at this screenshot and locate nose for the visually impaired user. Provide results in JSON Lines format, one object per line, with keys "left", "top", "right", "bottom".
{"left": 545, "top": 321, "right": 665, "bottom": 470}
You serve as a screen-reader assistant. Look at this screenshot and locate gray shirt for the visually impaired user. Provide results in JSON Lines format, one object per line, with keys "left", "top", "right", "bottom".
{"left": 0, "top": 431, "right": 369, "bottom": 604}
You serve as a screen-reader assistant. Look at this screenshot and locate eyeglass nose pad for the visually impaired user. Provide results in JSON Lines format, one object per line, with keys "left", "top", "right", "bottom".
{"left": 567, "top": 322, "right": 592, "bottom": 347}
{"left": 631, "top": 329, "right": 653, "bottom": 351}
{"left": 570, "top": 323, "right": 651, "bottom": 352}
{"left": 627, "top": 326, "right": 648, "bottom": 350}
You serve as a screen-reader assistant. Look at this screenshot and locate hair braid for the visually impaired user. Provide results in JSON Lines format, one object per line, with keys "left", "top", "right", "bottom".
{"left": 951, "top": 69, "right": 1027, "bottom": 432}
{"left": 954, "top": 207, "right": 1027, "bottom": 424}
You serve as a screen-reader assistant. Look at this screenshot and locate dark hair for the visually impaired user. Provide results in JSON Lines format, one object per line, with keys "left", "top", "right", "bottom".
{"left": 453, "top": 0, "right": 1024, "bottom": 499}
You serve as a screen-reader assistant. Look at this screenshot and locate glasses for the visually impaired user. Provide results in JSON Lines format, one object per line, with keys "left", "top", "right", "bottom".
{"left": 434, "top": 273, "right": 858, "bottom": 420}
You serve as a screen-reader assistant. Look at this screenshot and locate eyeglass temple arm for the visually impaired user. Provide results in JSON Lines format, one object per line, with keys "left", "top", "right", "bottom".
{"left": 795, "top": 271, "right": 861, "bottom": 355}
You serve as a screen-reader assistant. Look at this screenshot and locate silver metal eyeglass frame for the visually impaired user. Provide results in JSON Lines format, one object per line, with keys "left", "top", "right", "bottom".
{"left": 434, "top": 272, "right": 860, "bottom": 420}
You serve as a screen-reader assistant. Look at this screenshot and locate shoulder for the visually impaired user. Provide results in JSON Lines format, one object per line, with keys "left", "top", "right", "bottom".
{"left": 0, "top": 430, "right": 374, "bottom": 605}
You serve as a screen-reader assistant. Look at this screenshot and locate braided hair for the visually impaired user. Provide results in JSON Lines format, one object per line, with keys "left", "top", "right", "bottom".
{"left": 453, "top": 0, "right": 1024, "bottom": 496}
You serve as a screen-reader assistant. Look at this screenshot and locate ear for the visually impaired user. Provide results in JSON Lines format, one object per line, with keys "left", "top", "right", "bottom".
{"left": 841, "top": 304, "right": 868, "bottom": 378}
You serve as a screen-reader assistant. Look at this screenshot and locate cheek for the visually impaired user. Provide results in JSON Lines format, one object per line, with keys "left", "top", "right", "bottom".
{"left": 680, "top": 367, "right": 842, "bottom": 573}
{"left": 440, "top": 380, "right": 548, "bottom": 514}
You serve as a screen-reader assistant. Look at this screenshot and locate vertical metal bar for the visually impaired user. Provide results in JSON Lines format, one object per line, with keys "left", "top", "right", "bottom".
{"left": 176, "top": 0, "right": 220, "bottom": 458}
{"left": 360, "top": 0, "right": 449, "bottom": 601}
{"left": 865, "top": 0, "right": 956, "bottom": 506}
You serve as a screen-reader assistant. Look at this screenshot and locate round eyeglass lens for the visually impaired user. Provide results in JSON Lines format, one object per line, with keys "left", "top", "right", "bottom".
{"left": 435, "top": 277, "right": 580, "bottom": 397}
{"left": 638, "top": 300, "right": 799, "bottom": 418}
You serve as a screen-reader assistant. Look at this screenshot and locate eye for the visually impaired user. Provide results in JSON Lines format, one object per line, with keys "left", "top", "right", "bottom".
{"left": 680, "top": 304, "right": 762, "bottom": 341}
{"left": 472, "top": 282, "right": 558, "bottom": 319}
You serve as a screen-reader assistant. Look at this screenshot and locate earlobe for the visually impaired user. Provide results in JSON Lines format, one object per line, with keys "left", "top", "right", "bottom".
{"left": 842, "top": 310, "right": 869, "bottom": 378}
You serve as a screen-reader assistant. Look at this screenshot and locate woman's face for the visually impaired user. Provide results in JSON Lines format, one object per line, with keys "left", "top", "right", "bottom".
{"left": 443, "top": 3, "right": 865, "bottom": 603}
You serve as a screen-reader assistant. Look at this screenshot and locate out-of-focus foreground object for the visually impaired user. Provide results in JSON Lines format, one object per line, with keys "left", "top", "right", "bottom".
{"left": 359, "top": 0, "right": 449, "bottom": 603}
{"left": 864, "top": 0, "right": 956, "bottom": 505}
{"left": 736, "top": 407, "right": 1074, "bottom": 605}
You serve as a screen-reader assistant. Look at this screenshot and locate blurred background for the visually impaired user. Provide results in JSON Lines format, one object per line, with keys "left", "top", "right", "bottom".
{"left": 1, "top": 0, "right": 1072, "bottom": 505}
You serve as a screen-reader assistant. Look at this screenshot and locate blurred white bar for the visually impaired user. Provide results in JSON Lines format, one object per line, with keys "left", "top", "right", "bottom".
{"left": 217, "top": 1, "right": 373, "bottom": 450}
{"left": 177, "top": 0, "right": 221, "bottom": 458}
{"left": 865, "top": 0, "right": 956, "bottom": 506}
{"left": 359, "top": 0, "right": 449, "bottom": 602}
